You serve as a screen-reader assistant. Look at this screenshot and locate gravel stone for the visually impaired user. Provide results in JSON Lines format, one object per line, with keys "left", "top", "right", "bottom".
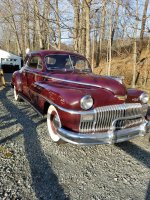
{"left": 0, "top": 81, "right": 150, "bottom": 200}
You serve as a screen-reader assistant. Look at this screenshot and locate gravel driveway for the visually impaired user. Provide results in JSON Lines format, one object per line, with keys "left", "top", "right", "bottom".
{"left": 0, "top": 82, "right": 150, "bottom": 200}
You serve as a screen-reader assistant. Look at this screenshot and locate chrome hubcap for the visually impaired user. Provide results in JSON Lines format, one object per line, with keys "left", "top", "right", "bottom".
{"left": 53, "top": 116, "right": 60, "bottom": 129}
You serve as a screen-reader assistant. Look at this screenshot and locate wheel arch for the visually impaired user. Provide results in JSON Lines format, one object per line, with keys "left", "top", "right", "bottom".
{"left": 43, "top": 101, "right": 50, "bottom": 115}
{"left": 12, "top": 71, "right": 22, "bottom": 92}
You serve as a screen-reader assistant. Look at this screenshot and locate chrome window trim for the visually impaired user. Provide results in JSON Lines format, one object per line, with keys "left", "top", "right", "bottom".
{"left": 24, "top": 55, "right": 43, "bottom": 71}
{"left": 44, "top": 54, "right": 90, "bottom": 71}
{"left": 69, "top": 55, "right": 74, "bottom": 70}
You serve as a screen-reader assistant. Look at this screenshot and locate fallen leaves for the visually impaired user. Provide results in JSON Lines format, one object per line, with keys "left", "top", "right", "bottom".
{"left": 0, "top": 146, "right": 14, "bottom": 159}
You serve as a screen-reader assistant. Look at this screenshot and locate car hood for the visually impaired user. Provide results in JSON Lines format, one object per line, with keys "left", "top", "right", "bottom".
{"left": 46, "top": 71, "right": 127, "bottom": 96}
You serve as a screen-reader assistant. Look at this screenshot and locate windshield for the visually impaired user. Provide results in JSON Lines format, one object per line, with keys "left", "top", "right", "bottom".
{"left": 45, "top": 54, "right": 91, "bottom": 72}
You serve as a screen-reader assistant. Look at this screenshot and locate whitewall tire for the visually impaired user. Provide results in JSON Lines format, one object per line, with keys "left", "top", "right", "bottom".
{"left": 47, "top": 105, "right": 61, "bottom": 142}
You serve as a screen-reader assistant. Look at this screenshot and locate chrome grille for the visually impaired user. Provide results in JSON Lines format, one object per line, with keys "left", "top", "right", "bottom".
{"left": 79, "top": 103, "right": 146, "bottom": 133}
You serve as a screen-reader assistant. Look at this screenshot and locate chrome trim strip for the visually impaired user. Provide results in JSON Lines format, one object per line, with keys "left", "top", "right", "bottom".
{"left": 24, "top": 69, "right": 112, "bottom": 91}
{"left": 28, "top": 86, "right": 95, "bottom": 114}
{"left": 112, "top": 114, "right": 144, "bottom": 126}
{"left": 18, "top": 93, "right": 44, "bottom": 117}
{"left": 39, "top": 93, "right": 83, "bottom": 114}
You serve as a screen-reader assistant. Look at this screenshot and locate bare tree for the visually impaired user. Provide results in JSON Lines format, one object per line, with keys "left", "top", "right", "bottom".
{"left": 55, "top": 0, "right": 61, "bottom": 49}
{"left": 96, "top": 0, "right": 107, "bottom": 67}
{"left": 111, "top": 0, "right": 119, "bottom": 45}
{"left": 80, "top": 0, "right": 86, "bottom": 56}
{"left": 0, "top": 0, "right": 149, "bottom": 88}
{"left": 107, "top": 1, "right": 113, "bottom": 76}
{"left": 139, "top": 0, "right": 149, "bottom": 54}
{"left": 34, "top": 0, "right": 44, "bottom": 49}
{"left": 0, "top": 0, "right": 22, "bottom": 55}
{"left": 85, "top": 0, "right": 92, "bottom": 61}
{"left": 73, "top": 0, "right": 80, "bottom": 52}
{"left": 132, "top": 0, "right": 139, "bottom": 88}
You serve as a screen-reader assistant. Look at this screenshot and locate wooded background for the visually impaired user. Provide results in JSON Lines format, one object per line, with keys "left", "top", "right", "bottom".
{"left": 0, "top": 0, "right": 150, "bottom": 87}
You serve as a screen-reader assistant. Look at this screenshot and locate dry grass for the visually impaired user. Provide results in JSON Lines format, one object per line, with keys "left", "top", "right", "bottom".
{"left": 0, "top": 146, "right": 14, "bottom": 158}
{"left": 93, "top": 49, "right": 150, "bottom": 93}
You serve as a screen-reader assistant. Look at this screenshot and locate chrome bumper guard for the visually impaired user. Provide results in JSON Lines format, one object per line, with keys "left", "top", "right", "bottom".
{"left": 58, "top": 121, "right": 150, "bottom": 145}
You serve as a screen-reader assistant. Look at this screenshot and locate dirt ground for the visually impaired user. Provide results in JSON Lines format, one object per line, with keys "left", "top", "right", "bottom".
{"left": 0, "top": 74, "right": 150, "bottom": 200}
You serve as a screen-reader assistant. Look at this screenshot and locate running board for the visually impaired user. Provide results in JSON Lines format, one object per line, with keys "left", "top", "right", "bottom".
{"left": 18, "top": 93, "right": 44, "bottom": 117}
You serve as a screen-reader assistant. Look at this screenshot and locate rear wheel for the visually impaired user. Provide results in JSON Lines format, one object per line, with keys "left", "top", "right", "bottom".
{"left": 47, "top": 105, "right": 61, "bottom": 142}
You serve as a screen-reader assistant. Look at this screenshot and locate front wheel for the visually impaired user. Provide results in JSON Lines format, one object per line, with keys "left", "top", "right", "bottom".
{"left": 47, "top": 105, "right": 61, "bottom": 142}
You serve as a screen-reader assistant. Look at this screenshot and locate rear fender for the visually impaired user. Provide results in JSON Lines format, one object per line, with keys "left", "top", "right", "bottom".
{"left": 12, "top": 71, "right": 22, "bottom": 92}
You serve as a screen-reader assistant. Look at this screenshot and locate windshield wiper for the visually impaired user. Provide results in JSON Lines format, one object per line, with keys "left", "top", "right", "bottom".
{"left": 48, "top": 67, "right": 73, "bottom": 71}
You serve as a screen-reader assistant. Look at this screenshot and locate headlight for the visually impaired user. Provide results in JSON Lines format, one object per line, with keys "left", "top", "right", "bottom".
{"left": 80, "top": 95, "right": 93, "bottom": 110}
{"left": 139, "top": 92, "right": 149, "bottom": 104}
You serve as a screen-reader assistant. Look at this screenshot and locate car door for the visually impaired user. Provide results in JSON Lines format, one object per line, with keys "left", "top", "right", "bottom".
{"left": 25, "top": 56, "right": 43, "bottom": 104}
{"left": 21, "top": 56, "right": 30, "bottom": 98}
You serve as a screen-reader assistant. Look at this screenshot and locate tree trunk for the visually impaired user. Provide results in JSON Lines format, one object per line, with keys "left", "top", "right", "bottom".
{"left": 55, "top": 0, "right": 61, "bottom": 49}
{"left": 111, "top": 0, "right": 119, "bottom": 45}
{"left": 96, "top": 0, "right": 107, "bottom": 67}
{"left": 139, "top": 0, "right": 149, "bottom": 54}
{"left": 34, "top": 0, "right": 43, "bottom": 49}
{"left": 143, "top": 36, "right": 150, "bottom": 87}
{"left": 32, "top": 4, "right": 36, "bottom": 50}
{"left": 73, "top": 0, "right": 80, "bottom": 52}
{"left": 5, "top": 0, "right": 22, "bottom": 55}
{"left": 80, "top": 1, "right": 86, "bottom": 56}
{"left": 91, "top": 30, "right": 95, "bottom": 71}
{"left": 108, "top": 2, "right": 113, "bottom": 76}
{"left": 132, "top": 0, "right": 139, "bottom": 88}
{"left": 85, "top": 0, "right": 91, "bottom": 61}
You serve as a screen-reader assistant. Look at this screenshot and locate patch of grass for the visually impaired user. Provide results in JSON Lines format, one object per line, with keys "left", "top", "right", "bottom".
{"left": 0, "top": 145, "right": 14, "bottom": 158}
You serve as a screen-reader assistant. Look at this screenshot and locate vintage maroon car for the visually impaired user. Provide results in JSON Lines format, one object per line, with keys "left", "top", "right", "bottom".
{"left": 11, "top": 50, "right": 150, "bottom": 145}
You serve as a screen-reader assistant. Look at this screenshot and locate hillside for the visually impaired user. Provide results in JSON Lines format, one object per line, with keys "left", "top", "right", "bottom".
{"left": 93, "top": 49, "right": 150, "bottom": 94}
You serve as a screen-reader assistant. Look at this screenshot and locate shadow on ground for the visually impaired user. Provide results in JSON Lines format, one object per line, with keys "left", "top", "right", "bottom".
{"left": 116, "top": 141, "right": 150, "bottom": 200}
{"left": 0, "top": 86, "right": 69, "bottom": 200}
{"left": 1, "top": 85, "right": 150, "bottom": 200}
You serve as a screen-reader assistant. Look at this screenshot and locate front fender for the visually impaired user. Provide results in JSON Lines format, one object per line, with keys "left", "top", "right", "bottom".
{"left": 33, "top": 82, "right": 86, "bottom": 111}
{"left": 126, "top": 88, "right": 144, "bottom": 103}
{"left": 33, "top": 80, "right": 128, "bottom": 112}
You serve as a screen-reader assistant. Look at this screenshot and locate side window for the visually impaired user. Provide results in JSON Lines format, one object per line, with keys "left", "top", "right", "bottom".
{"left": 75, "top": 60, "right": 85, "bottom": 70}
{"left": 47, "top": 57, "right": 56, "bottom": 65}
{"left": 28, "top": 56, "right": 42, "bottom": 70}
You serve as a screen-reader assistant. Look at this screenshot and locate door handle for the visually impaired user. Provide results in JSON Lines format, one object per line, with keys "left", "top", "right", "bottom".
{"left": 43, "top": 77, "right": 48, "bottom": 81}
{"left": 23, "top": 69, "right": 30, "bottom": 75}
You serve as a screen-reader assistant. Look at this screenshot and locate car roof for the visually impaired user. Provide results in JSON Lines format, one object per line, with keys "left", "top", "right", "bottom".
{"left": 28, "top": 50, "right": 86, "bottom": 58}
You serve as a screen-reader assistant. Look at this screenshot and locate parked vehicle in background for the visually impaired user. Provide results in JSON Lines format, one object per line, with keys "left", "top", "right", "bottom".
{"left": 0, "top": 49, "right": 22, "bottom": 73}
{"left": 11, "top": 50, "right": 150, "bottom": 145}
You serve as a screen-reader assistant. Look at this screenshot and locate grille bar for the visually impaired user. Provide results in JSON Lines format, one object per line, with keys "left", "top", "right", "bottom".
{"left": 80, "top": 103, "right": 145, "bottom": 133}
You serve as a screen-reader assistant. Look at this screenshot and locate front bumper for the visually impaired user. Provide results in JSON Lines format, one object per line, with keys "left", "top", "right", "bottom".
{"left": 58, "top": 121, "right": 150, "bottom": 145}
